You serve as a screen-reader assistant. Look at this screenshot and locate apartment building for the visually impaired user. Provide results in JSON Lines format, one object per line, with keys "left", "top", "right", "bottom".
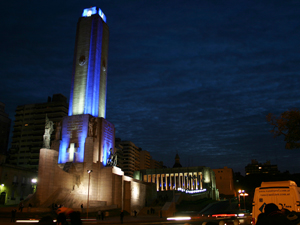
{"left": 8, "top": 94, "right": 68, "bottom": 170}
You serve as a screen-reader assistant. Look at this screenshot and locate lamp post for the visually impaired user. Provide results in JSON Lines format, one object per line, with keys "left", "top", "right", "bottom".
{"left": 31, "top": 178, "right": 37, "bottom": 193}
{"left": 240, "top": 192, "right": 248, "bottom": 210}
{"left": 238, "top": 189, "right": 247, "bottom": 210}
{"left": 238, "top": 189, "right": 242, "bottom": 210}
{"left": 87, "top": 170, "right": 93, "bottom": 219}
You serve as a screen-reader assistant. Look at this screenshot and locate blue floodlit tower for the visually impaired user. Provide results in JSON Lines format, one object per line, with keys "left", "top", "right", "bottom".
{"left": 69, "top": 6, "right": 109, "bottom": 118}
{"left": 57, "top": 7, "right": 114, "bottom": 165}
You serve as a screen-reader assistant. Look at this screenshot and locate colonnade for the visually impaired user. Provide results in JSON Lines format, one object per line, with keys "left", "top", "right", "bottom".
{"left": 143, "top": 172, "right": 203, "bottom": 191}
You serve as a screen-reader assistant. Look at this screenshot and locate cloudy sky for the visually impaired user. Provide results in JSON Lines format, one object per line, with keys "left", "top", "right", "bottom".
{"left": 1, "top": 0, "right": 300, "bottom": 174}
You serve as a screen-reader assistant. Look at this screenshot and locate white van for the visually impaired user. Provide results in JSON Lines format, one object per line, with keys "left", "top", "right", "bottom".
{"left": 252, "top": 180, "right": 300, "bottom": 224}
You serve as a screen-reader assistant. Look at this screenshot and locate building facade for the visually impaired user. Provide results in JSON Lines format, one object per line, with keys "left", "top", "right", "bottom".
{"left": 115, "top": 138, "right": 162, "bottom": 177}
{"left": 115, "top": 140, "right": 140, "bottom": 177}
{"left": 8, "top": 94, "right": 68, "bottom": 170}
{"left": 0, "top": 102, "right": 11, "bottom": 154}
{"left": 140, "top": 150, "right": 150, "bottom": 170}
{"left": 134, "top": 166, "right": 219, "bottom": 200}
{"left": 0, "top": 155, "right": 37, "bottom": 205}
{"left": 150, "top": 158, "right": 164, "bottom": 169}
{"left": 245, "top": 159, "right": 280, "bottom": 175}
{"left": 213, "top": 166, "right": 236, "bottom": 197}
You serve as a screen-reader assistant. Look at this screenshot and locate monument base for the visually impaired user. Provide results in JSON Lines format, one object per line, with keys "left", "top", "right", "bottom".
{"left": 32, "top": 148, "right": 156, "bottom": 213}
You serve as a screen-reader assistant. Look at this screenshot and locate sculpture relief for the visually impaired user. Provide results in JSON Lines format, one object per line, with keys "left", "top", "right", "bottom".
{"left": 88, "top": 117, "right": 98, "bottom": 138}
{"left": 88, "top": 118, "right": 94, "bottom": 137}
{"left": 106, "top": 148, "right": 117, "bottom": 167}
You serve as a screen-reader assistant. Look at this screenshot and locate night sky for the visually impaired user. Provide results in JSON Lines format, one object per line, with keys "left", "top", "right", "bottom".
{"left": 1, "top": 0, "right": 300, "bottom": 174}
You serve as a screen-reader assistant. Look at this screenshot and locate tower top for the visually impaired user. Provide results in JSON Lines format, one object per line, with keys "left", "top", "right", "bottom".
{"left": 82, "top": 6, "right": 106, "bottom": 22}
{"left": 173, "top": 153, "right": 182, "bottom": 168}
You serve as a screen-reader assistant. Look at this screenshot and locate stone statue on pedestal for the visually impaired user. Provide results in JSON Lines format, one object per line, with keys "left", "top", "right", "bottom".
{"left": 43, "top": 115, "right": 54, "bottom": 149}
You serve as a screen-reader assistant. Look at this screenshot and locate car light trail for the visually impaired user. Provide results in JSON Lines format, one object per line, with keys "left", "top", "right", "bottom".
{"left": 167, "top": 216, "right": 191, "bottom": 221}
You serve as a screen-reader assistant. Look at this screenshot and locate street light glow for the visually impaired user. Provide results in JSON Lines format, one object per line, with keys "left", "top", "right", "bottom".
{"left": 31, "top": 179, "right": 37, "bottom": 183}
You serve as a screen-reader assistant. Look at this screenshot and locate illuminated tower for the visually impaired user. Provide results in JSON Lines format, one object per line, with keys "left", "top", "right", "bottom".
{"left": 57, "top": 7, "right": 114, "bottom": 165}
{"left": 35, "top": 7, "right": 154, "bottom": 212}
{"left": 69, "top": 7, "right": 109, "bottom": 118}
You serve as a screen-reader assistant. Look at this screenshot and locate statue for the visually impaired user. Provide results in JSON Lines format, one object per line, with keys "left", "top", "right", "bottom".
{"left": 43, "top": 115, "right": 54, "bottom": 149}
{"left": 88, "top": 118, "right": 94, "bottom": 137}
{"left": 88, "top": 117, "right": 98, "bottom": 138}
{"left": 106, "top": 148, "right": 117, "bottom": 167}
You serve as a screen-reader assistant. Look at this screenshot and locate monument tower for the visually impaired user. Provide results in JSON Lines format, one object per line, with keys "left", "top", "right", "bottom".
{"left": 69, "top": 7, "right": 108, "bottom": 118}
{"left": 57, "top": 7, "right": 114, "bottom": 166}
{"left": 35, "top": 7, "right": 154, "bottom": 212}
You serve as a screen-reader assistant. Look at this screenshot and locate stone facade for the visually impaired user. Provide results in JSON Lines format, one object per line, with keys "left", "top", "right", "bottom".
{"left": 34, "top": 148, "right": 156, "bottom": 213}
{"left": 0, "top": 161, "right": 37, "bottom": 205}
{"left": 135, "top": 166, "right": 219, "bottom": 200}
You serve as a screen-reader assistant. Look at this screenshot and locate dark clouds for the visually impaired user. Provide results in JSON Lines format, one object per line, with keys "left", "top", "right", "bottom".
{"left": 1, "top": 0, "right": 300, "bottom": 174}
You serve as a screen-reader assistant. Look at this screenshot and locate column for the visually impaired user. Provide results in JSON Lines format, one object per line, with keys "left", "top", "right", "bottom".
{"left": 174, "top": 173, "right": 177, "bottom": 190}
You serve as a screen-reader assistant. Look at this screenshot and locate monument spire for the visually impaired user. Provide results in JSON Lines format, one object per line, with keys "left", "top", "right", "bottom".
{"left": 68, "top": 6, "right": 109, "bottom": 118}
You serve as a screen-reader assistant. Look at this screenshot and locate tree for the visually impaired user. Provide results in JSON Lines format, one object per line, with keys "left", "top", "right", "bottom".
{"left": 267, "top": 109, "right": 300, "bottom": 149}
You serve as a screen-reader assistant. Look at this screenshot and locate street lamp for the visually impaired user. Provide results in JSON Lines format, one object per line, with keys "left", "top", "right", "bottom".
{"left": 31, "top": 178, "right": 37, "bottom": 193}
{"left": 238, "top": 189, "right": 247, "bottom": 210}
{"left": 240, "top": 192, "right": 248, "bottom": 210}
{"left": 86, "top": 170, "right": 92, "bottom": 219}
{"left": 238, "top": 189, "right": 243, "bottom": 210}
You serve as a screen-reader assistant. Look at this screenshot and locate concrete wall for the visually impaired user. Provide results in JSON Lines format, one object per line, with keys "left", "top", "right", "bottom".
{"left": 123, "top": 180, "right": 131, "bottom": 212}
{"left": 36, "top": 149, "right": 74, "bottom": 205}
{"left": 213, "top": 167, "right": 236, "bottom": 197}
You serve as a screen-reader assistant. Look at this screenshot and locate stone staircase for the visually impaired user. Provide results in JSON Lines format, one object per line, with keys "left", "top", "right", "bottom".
{"left": 89, "top": 200, "right": 106, "bottom": 207}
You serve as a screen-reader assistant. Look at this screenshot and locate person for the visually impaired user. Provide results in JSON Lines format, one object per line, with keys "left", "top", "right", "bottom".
{"left": 97, "top": 210, "right": 101, "bottom": 220}
{"left": 80, "top": 204, "right": 83, "bottom": 213}
{"left": 256, "top": 203, "right": 293, "bottom": 225}
{"left": 57, "top": 213, "right": 68, "bottom": 225}
{"left": 11, "top": 208, "right": 17, "bottom": 222}
{"left": 134, "top": 210, "right": 137, "bottom": 217}
{"left": 120, "top": 210, "right": 124, "bottom": 224}
{"left": 19, "top": 202, "right": 24, "bottom": 212}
